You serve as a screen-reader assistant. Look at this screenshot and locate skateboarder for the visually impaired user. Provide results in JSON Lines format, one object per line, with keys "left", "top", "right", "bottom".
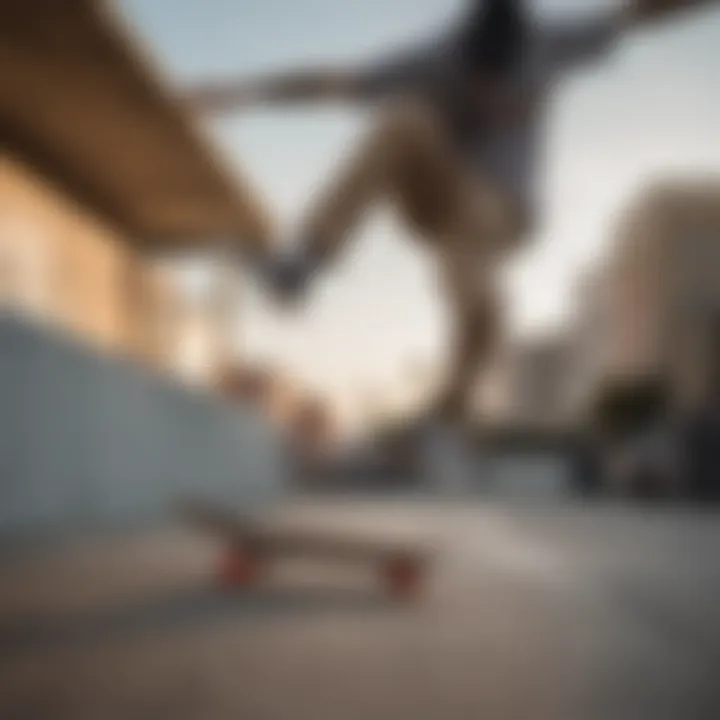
{"left": 188, "top": 0, "right": 717, "bottom": 429}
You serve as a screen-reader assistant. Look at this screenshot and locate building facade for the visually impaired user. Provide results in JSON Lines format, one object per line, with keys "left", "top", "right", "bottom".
{"left": 0, "top": 153, "right": 137, "bottom": 352}
{"left": 566, "top": 179, "right": 720, "bottom": 419}
{"left": 0, "top": 0, "right": 284, "bottom": 535}
{"left": 0, "top": 0, "right": 269, "bottom": 384}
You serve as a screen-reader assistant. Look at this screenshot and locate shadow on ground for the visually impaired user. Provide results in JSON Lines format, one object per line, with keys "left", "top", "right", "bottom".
{"left": 0, "top": 584, "right": 395, "bottom": 656}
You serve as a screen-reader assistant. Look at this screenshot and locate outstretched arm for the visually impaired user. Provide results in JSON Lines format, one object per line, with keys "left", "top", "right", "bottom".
{"left": 182, "top": 42, "right": 435, "bottom": 114}
{"left": 183, "top": 68, "right": 366, "bottom": 113}
{"left": 624, "top": 0, "right": 719, "bottom": 27}
{"left": 549, "top": 0, "right": 718, "bottom": 72}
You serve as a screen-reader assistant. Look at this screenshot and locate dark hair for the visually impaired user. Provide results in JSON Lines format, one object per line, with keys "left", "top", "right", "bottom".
{"left": 459, "top": 0, "right": 528, "bottom": 75}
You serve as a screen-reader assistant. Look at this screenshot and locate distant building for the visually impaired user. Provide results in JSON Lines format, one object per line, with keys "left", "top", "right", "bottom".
{"left": 499, "top": 333, "right": 575, "bottom": 430}
{"left": 219, "top": 364, "right": 308, "bottom": 429}
{"left": 567, "top": 179, "right": 720, "bottom": 418}
{"left": 561, "top": 266, "right": 615, "bottom": 421}
{"left": 289, "top": 396, "right": 340, "bottom": 456}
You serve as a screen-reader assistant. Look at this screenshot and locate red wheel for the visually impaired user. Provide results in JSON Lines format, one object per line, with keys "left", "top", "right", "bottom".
{"left": 216, "top": 545, "right": 264, "bottom": 588}
{"left": 382, "top": 556, "right": 424, "bottom": 601}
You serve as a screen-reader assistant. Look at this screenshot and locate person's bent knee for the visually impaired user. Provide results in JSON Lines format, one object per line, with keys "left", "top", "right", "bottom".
{"left": 374, "top": 99, "right": 443, "bottom": 154}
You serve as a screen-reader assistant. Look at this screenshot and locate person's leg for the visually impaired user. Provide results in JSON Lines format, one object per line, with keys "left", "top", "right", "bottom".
{"left": 434, "top": 239, "right": 504, "bottom": 425}
{"left": 269, "top": 100, "right": 467, "bottom": 301}
{"left": 419, "top": 187, "right": 514, "bottom": 495}
{"left": 226, "top": 190, "right": 277, "bottom": 277}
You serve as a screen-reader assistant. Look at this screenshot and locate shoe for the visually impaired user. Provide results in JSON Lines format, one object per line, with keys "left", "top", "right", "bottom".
{"left": 234, "top": 245, "right": 310, "bottom": 305}
{"left": 266, "top": 246, "right": 323, "bottom": 306}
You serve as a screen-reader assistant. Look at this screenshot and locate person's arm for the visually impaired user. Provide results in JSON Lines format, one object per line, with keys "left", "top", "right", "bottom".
{"left": 624, "top": 0, "right": 719, "bottom": 28}
{"left": 548, "top": 0, "right": 718, "bottom": 72}
{"left": 547, "top": 11, "right": 624, "bottom": 71}
{"left": 183, "top": 68, "right": 365, "bottom": 113}
{"left": 183, "top": 44, "right": 435, "bottom": 114}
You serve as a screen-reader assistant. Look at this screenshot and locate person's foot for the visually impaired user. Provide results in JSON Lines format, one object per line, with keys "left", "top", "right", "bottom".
{"left": 267, "top": 252, "right": 313, "bottom": 305}
{"left": 259, "top": 245, "right": 324, "bottom": 307}
{"left": 231, "top": 242, "right": 306, "bottom": 301}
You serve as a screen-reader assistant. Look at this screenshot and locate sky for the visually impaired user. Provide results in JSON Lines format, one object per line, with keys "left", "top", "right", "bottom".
{"left": 118, "top": 0, "right": 720, "bottom": 424}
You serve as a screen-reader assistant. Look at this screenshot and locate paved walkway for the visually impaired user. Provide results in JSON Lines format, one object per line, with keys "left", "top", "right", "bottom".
{"left": 1, "top": 499, "right": 719, "bottom": 719}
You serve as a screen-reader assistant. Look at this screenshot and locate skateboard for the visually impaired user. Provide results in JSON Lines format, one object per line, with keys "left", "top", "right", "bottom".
{"left": 179, "top": 499, "right": 433, "bottom": 602}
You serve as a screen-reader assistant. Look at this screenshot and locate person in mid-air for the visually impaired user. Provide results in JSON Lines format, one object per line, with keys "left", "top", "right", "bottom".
{"left": 188, "top": 0, "right": 717, "bottom": 431}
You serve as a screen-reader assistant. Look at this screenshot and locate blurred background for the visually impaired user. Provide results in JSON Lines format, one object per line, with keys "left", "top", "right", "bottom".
{"left": 1, "top": 1, "right": 720, "bottom": 718}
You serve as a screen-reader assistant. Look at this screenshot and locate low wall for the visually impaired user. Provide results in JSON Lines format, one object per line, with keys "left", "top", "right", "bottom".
{"left": 0, "top": 311, "right": 286, "bottom": 535}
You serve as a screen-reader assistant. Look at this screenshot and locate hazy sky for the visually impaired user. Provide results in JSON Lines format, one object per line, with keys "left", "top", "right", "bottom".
{"left": 119, "top": 0, "right": 720, "bottom": 421}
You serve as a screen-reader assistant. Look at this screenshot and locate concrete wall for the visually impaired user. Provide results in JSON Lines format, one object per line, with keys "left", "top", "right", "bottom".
{"left": 0, "top": 312, "right": 285, "bottom": 536}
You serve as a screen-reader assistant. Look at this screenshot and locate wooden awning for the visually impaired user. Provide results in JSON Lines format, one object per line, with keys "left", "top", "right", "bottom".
{"left": 0, "top": 0, "right": 271, "bottom": 249}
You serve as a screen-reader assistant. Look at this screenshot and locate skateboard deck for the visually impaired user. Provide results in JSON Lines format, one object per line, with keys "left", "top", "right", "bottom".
{"left": 179, "top": 499, "right": 433, "bottom": 601}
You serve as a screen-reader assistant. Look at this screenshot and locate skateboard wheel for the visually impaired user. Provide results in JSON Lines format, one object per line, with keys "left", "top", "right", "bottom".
{"left": 382, "top": 556, "right": 424, "bottom": 601}
{"left": 217, "top": 546, "right": 264, "bottom": 588}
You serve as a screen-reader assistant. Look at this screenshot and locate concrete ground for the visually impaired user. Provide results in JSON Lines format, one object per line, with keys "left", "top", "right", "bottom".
{"left": 1, "top": 498, "right": 720, "bottom": 720}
